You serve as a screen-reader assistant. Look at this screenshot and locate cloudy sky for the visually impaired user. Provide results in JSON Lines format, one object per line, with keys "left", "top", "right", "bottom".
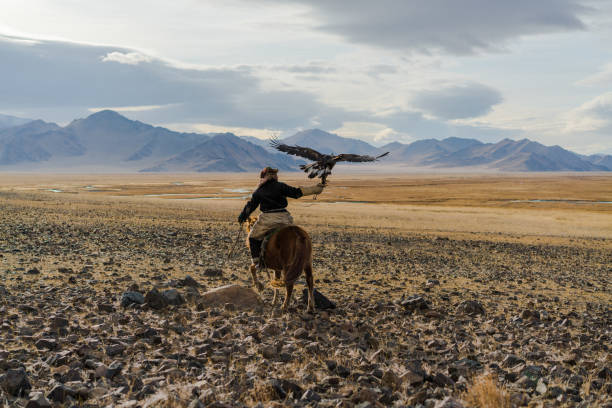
{"left": 1, "top": 0, "right": 612, "bottom": 153}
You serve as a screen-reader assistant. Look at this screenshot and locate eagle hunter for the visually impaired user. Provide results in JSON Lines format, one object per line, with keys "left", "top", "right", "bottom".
{"left": 270, "top": 138, "right": 390, "bottom": 185}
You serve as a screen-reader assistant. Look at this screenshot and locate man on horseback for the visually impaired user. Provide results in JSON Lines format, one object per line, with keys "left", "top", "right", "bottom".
{"left": 238, "top": 166, "right": 324, "bottom": 267}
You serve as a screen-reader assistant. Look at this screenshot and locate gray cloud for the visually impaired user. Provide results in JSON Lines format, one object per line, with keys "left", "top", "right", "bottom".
{"left": 366, "top": 64, "right": 398, "bottom": 78}
{"left": 0, "top": 35, "right": 343, "bottom": 130}
{"left": 281, "top": 64, "right": 337, "bottom": 74}
{"left": 271, "top": 0, "right": 590, "bottom": 55}
{"left": 412, "top": 83, "right": 503, "bottom": 119}
{"left": 371, "top": 109, "right": 520, "bottom": 143}
{"left": 0, "top": 35, "right": 518, "bottom": 144}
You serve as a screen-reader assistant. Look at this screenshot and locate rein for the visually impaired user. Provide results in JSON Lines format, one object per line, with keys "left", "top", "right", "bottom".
{"left": 221, "top": 225, "right": 243, "bottom": 269}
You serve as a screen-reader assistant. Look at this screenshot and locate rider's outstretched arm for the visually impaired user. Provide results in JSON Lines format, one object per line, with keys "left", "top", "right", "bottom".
{"left": 299, "top": 183, "right": 324, "bottom": 196}
{"left": 238, "top": 193, "right": 261, "bottom": 223}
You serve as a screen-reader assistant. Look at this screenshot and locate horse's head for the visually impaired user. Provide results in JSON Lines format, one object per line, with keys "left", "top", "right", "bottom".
{"left": 243, "top": 216, "right": 257, "bottom": 234}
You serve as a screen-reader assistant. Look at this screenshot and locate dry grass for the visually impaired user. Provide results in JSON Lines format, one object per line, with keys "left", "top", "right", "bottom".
{"left": 462, "top": 373, "right": 511, "bottom": 408}
{"left": 1, "top": 173, "right": 611, "bottom": 248}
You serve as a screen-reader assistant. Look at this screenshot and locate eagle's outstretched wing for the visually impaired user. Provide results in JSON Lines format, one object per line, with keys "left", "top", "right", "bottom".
{"left": 335, "top": 151, "right": 390, "bottom": 162}
{"left": 270, "top": 138, "right": 324, "bottom": 161}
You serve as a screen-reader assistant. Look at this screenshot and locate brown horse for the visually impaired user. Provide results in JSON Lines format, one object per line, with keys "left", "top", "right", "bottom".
{"left": 245, "top": 217, "right": 315, "bottom": 313}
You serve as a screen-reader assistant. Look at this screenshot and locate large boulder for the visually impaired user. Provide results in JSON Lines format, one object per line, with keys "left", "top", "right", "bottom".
{"left": 197, "top": 285, "right": 262, "bottom": 309}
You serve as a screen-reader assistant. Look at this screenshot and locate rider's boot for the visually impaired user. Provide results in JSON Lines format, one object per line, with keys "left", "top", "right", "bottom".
{"left": 249, "top": 238, "right": 263, "bottom": 266}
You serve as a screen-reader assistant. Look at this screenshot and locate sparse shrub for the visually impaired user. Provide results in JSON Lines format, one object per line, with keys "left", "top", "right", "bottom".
{"left": 249, "top": 381, "right": 280, "bottom": 403}
{"left": 462, "top": 373, "right": 510, "bottom": 408}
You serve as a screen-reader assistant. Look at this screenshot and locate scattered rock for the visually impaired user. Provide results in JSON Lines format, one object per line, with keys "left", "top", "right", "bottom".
{"left": 521, "top": 365, "right": 546, "bottom": 381}
{"left": 536, "top": 378, "right": 548, "bottom": 394}
{"left": 121, "top": 291, "right": 145, "bottom": 307}
{"left": 98, "top": 302, "right": 115, "bottom": 312}
{"left": 49, "top": 316, "right": 69, "bottom": 329}
{"left": 408, "top": 390, "right": 428, "bottom": 406}
{"left": 293, "top": 328, "right": 308, "bottom": 339}
{"left": 546, "top": 386, "right": 564, "bottom": 399}
{"left": 432, "top": 372, "right": 455, "bottom": 387}
{"left": 145, "top": 288, "right": 168, "bottom": 309}
{"left": 260, "top": 345, "right": 277, "bottom": 359}
{"left": 502, "top": 354, "right": 525, "bottom": 368}
{"left": 401, "top": 295, "right": 429, "bottom": 312}
{"left": 25, "top": 392, "right": 51, "bottom": 408}
{"left": 162, "top": 288, "right": 185, "bottom": 306}
{"left": 105, "top": 361, "right": 124, "bottom": 379}
{"left": 35, "top": 338, "right": 58, "bottom": 350}
{"left": 48, "top": 384, "right": 71, "bottom": 403}
{"left": 106, "top": 343, "right": 126, "bottom": 357}
{"left": 353, "top": 387, "right": 379, "bottom": 403}
{"left": 434, "top": 397, "right": 464, "bottom": 408}
{"left": 268, "top": 378, "right": 303, "bottom": 400}
{"left": 381, "top": 370, "right": 401, "bottom": 390}
{"left": 180, "top": 275, "right": 200, "bottom": 287}
{"left": 301, "top": 389, "right": 321, "bottom": 402}
{"left": 0, "top": 367, "right": 31, "bottom": 396}
{"left": 521, "top": 309, "right": 540, "bottom": 320}
{"left": 597, "top": 367, "right": 611, "bottom": 379}
{"left": 456, "top": 300, "right": 485, "bottom": 315}
{"left": 203, "top": 268, "right": 223, "bottom": 277}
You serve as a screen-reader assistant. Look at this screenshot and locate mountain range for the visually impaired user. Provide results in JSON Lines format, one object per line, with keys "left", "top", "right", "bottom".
{"left": 0, "top": 113, "right": 32, "bottom": 131}
{"left": 0, "top": 110, "right": 610, "bottom": 172}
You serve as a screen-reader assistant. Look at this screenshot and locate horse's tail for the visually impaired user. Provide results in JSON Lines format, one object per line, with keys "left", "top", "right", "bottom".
{"left": 270, "top": 227, "right": 310, "bottom": 287}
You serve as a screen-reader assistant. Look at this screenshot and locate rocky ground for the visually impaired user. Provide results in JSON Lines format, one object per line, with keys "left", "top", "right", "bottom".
{"left": 0, "top": 192, "right": 610, "bottom": 407}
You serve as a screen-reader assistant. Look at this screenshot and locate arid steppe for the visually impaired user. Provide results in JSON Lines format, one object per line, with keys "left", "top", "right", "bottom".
{"left": 0, "top": 173, "right": 610, "bottom": 407}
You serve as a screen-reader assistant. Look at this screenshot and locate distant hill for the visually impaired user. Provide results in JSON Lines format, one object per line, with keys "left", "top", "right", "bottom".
{"left": 0, "top": 113, "right": 32, "bottom": 131}
{"left": 65, "top": 110, "right": 207, "bottom": 163}
{"left": 0, "top": 120, "right": 84, "bottom": 165}
{"left": 239, "top": 135, "right": 273, "bottom": 151}
{"left": 0, "top": 110, "right": 210, "bottom": 170}
{"left": 0, "top": 110, "right": 609, "bottom": 172}
{"left": 143, "top": 133, "right": 300, "bottom": 172}
{"left": 282, "top": 129, "right": 382, "bottom": 156}
{"left": 586, "top": 154, "right": 612, "bottom": 170}
{"left": 382, "top": 137, "right": 610, "bottom": 171}
{"left": 380, "top": 137, "right": 483, "bottom": 164}
{"left": 437, "top": 139, "right": 607, "bottom": 171}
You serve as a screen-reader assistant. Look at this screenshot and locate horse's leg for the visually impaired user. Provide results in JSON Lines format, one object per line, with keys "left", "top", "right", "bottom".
{"left": 272, "top": 288, "right": 278, "bottom": 306}
{"left": 281, "top": 283, "right": 294, "bottom": 312}
{"left": 271, "top": 269, "right": 281, "bottom": 306}
{"left": 249, "top": 263, "right": 264, "bottom": 293}
{"left": 305, "top": 262, "right": 315, "bottom": 313}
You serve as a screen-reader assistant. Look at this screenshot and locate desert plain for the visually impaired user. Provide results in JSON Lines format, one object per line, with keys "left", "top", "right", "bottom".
{"left": 0, "top": 173, "right": 610, "bottom": 408}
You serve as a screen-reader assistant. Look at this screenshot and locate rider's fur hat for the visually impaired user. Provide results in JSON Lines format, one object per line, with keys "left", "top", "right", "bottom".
{"left": 260, "top": 166, "right": 278, "bottom": 178}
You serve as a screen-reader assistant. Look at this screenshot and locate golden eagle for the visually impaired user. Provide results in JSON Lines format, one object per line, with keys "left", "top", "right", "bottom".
{"left": 270, "top": 138, "right": 389, "bottom": 184}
